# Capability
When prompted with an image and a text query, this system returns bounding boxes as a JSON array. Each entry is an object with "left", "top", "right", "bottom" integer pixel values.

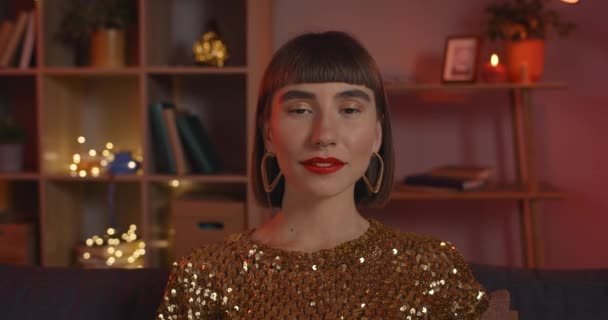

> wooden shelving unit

[
  {"left": 0, "top": 0, "right": 272, "bottom": 268},
  {"left": 386, "top": 82, "right": 566, "bottom": 268}
]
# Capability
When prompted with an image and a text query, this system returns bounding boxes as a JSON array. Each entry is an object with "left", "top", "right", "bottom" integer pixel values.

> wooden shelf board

[
  {"left": 146, "top": 174, "right": 248, "bottom": 183},
  {"left": 0, "top": 172, "right": 40, "bottom": 181},
  {"left": 42, "top": 67, "right": 141, "bottom": 76},
  {"left": 391, "top": 184, "right": 562, "bottom": 200},
  {"left": 44, "top": 174, "right": 143, "bottom": 182},
  {"left": 385, "top": 82, "right": 567, "bottom": 92},
  {"left": 145, "top": 66, "right": 248, "bottom": 75},
  {"left": 0, "top": 69, "right": 37, "bottom": 76}
]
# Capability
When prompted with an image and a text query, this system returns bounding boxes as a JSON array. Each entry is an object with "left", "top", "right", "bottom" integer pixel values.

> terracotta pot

[
  {"left": 90, "top": 28, "right": 125, "bottom": 68},
  {"left": 504, "top": 39, "right": 545, "bottom": 83}
]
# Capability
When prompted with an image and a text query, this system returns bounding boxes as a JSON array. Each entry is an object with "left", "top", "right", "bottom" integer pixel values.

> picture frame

[{"left": 441, "top": 36, "right": 481, "bottom": 83}]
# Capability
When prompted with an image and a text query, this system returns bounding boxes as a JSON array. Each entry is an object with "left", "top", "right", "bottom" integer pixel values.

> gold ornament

[{"left": 192, "top": 30, "right": 229, "bottom": 67}]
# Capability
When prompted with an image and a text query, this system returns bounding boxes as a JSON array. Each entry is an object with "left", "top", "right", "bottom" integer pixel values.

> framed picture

[{"left": 441, "top": 36, "right": 481, "bottom": 83}]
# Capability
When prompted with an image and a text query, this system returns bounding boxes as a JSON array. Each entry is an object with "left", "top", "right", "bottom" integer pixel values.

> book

[
  {"left": 162, "top": 106, "right": 190, "bottom": 175},
  {"left": 18, "top": 11, "right": 35, "bottom": 69},
  {"left": 0, "top": 21, "right": 14, "bottom": 59},
  {"left": 404, "top": 174, "right": 486, "bottom": 191},
  {"left": 175, "top": 112, "right": 221, "bottom": 174},
  {"left": 149, "top": 102, "right": 177, "bottom": 174},
  {"left": 0, "top": 11, "right": 28, "bottom": 68},
  {"left": 429, "top": 165, "right": 491, "bottom": 180}
]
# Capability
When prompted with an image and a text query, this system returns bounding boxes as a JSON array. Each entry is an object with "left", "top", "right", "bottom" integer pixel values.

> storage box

[
  {"left": 0, "top": 223, "right": 35, "bottom": 265},
  {"left": 171, "top": 196, "right": 245, "bottom": 260}
]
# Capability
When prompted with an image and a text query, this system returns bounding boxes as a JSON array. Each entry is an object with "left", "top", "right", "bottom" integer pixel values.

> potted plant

[
  {"left": 486, "top": 0, "right": 576, "bottom": 82},
  {"left": 0, "top": 116, "right": 26, "bottom": 172},
  {"left": 57, "top": 0, "right": 136, "bottom": 68}
]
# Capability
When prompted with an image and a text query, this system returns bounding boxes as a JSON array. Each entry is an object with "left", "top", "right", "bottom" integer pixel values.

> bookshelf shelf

[
  {"left": 41, "top": 67, "right": 142, "bottom": 76},
  {"left": 391, "top": 184, "right": 564, "bottom": 200},
  {"left": 385, "top": 82, "right": 567, "bottom": 92},
  {"left": 0, "top": 69, "right": 37, "bottom": 76},
  {"left": 0, "top": 0, "right": 272, "bottom": 267},
  {"left": 387, "top": 81, "right": 566, "bottom": 268},
  {"left": 146, "top": 174, "right": 248, "bottom": 184},
  {"left": 145, "top": 66, "right": 248, "bottom": 75},
  {"left": 44, "top": 174, "right": 143, "bottom": 183},
  {"left": 0, "top": 172, "right": 40, "bottom": 181}
]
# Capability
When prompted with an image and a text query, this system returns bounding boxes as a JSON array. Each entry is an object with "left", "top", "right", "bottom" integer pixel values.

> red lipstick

[{"left": 300, "top": 157, "right": 345, "bottom": 174}]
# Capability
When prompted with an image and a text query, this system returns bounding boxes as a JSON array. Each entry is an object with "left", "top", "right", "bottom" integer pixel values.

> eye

[
  {"left": 288, "top": 108, "right": 312, "bottom": 115},
  {"left": 340, "top": 103, "right": 362, "bottom": 116},
  {"left": 286, "top": 102, "right": 313, "bottom": 115}
]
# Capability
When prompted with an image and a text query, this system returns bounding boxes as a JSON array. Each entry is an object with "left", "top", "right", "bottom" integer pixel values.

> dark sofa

[{"left": 0, "top": 264, "right": 606, "bottom": 320}]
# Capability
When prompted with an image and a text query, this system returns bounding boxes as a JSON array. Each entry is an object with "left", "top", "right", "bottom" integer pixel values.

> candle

[{"left": 481, "top": 54, "right": 507, "bottom": 83}]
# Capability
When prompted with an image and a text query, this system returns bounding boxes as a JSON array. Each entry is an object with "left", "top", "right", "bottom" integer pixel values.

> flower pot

[
  {"left": 0, "top": 144, "right": 23, "bottom": 172},
  {"left": 90, "top": 28, "right": 125, "bottom": 68},
  {"left": 504, "top": 39, "right": 545, "bottom": 83}
]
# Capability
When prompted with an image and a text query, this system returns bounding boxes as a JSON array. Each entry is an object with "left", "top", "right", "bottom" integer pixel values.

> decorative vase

[
  {"left": 504, "top": 39, "right": 545, "bottom": 83},
  {"left": 90, "top": 28, "right": 125, "bottom": 68},
  {"left": 0, "top": 144, "right": 23, "bottom": 172}
]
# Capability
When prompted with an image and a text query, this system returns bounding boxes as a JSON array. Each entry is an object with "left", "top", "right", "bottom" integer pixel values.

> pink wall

[{"left": 272, "top": 0, "right": 608, "bottom": 269}]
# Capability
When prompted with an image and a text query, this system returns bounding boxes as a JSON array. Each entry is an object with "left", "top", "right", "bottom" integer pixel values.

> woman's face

[{"left": 264, "top": 82, "right": 382, "bottom": 200}]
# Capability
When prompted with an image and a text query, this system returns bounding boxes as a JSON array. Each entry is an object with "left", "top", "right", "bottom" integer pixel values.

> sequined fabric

[{"left": 156, "top": 218, "right": 489, "bottom": 319}]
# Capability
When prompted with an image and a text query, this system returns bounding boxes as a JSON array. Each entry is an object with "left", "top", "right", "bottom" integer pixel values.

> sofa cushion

[
  {"left": 0, "top": 264, "right": 169, "bottom": 320},
  {"left": 472, "top": 264, "right": 608, "bottom": 320}
]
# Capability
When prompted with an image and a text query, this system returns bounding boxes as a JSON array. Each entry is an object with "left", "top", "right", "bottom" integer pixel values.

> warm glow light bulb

[
  {"left": 115, "top": 250, "right": 123, "bottom": 258},
  {"left": 107, "top": 247, "right": 115, "bottom": 254},
  {"left": 100, "top": 160, "right": 108, "bottom": 167},
  {"left": 106, "top": 257, "right": 115, "bottom": 266},
  {"left": 95, "top": 238, "right": 103, "bottom": 245},
  {"left": 78, "top": 170, "right": 87, "bottom": 177},
  {"left": 560, "top": 0, "right": 579, "bottom": 3},
  {"left": 88, "top": 149, "right": 97, "bottom": 157},
  {"left": 107, "top": 228, "right": 116, "bottom": 235},
  {"left": 73, "top": 154, "right": 81, "bottom": 164},
  {"left": 85, "top": 239, "right": 94, "bottom": 247},
  {"left": 130, "top": 224, "right": 137, "bottom": 231},
  {"left": 170, "top": 179, "right": 180, "bottom": 188},
  {"left": 91, "top": 167, "right": 100, "bottom": 177},
  {"left": 128, "top": 161, "right": 136, "bottom": 169},
  {"left": 128, "top": 257, "right": 135, "bottom": 264},
  {"left": 77, "top": 136, "right": 86, "bottom": 144},
  {"left": 490, "top": 54, "right": 499, "bottom": 67},
  {"left": 106, "top": 142, "right": 114, "bottom": 150},
  {"left": 138, "top": 242, "right": 145, "bottom": 249},
  {"left": 69, "top": 164, "right": 78, "bottom": 171},
  {"left": 102, "top": 150, "right": 110, "bottom": 157},
  {"left": 83, "top": 252, "right": 91, "bottom": 260}
]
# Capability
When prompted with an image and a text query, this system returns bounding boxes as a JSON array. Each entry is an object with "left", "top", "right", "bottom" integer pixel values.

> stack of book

[
  {"left": 402, "top": 165, "right": 491, "bottom": 192},
  {"left": 149, "top": 102, "right": 221, "bottom": 175},
  {"left": 0, "top": 10, "right": 36, "bottom": 69}
]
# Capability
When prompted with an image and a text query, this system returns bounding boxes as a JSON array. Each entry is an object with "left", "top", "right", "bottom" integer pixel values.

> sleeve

[
  {"left": 155, "top": 248, "right": 224, "bottom": 320},
  {"left": 414, "top": 236, "right": 490, "bottom": 320}
]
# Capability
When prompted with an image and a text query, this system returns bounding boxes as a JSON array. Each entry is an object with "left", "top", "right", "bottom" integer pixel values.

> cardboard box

[
  {"left": 0, "top": 223, "right": 35, "bottom": 265},
  {"left": 171, "top": 196, "right": 245, "bottom": 260}
]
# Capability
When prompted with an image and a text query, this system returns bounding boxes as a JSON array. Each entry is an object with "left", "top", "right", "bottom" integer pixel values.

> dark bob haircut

[{"left": 251, "top": 31, "right": 394, "bottom": 208}]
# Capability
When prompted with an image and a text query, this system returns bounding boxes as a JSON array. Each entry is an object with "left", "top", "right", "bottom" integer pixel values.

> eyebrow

[
  {"left": 279, "top": 90, "right": 315, "bottom": 103},
  {"left": 335, "top": 89, "right": 371, "bottom": 102},
  {"left": 279, "top": 89, "right": 371, "bottom": 104}
]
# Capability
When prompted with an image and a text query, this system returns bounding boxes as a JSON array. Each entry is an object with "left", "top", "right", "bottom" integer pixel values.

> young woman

[{"left": 157, "top": 31, "right": 489, "bottom": 319}]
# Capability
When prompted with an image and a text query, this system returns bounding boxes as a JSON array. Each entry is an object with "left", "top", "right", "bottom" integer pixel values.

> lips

[{"left": 300, "top": 157, "right": 345, "bottom": 174}]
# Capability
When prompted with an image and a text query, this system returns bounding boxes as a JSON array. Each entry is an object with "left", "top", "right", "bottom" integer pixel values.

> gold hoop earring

[
  {"left": 261, "top": 152, "right": 282, "bottom": 193},
  {"left": 362, "top": 152, "right": 384, "bottom": 194}
]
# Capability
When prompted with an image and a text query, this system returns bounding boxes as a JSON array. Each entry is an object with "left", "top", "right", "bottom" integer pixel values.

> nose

[{"left": 309, "top": 112, "right": 337, "bottom": 148}]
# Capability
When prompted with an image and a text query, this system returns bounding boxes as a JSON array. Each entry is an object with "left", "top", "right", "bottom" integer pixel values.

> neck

[{"left": 254, "top": 184, "right": 370, "bottom": 252}]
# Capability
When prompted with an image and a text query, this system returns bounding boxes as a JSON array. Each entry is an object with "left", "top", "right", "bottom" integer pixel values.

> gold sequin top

[{"left": 157, "top": 218, "right": 489, "bottom": 319}]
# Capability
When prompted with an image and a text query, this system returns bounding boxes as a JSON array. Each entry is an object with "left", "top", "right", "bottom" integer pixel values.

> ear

[
  {"left": 262, "top": 121, "right": 274, "bottom": 153},
  {"left": 372, "top": 118, "right": 382, "bottom": 153}
]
